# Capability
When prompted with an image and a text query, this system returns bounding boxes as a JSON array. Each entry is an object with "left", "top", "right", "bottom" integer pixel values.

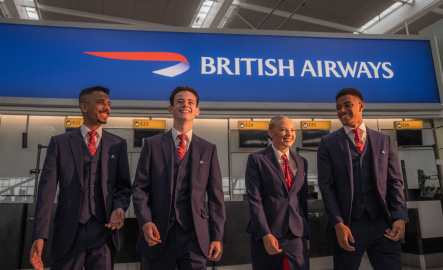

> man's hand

[
  {"left": 262, "top": 234, "right": 282, "bottom": 255},
  {"left": 30, "top": 239, "right": 44, "bottom": 270},
  {"left": 142, "top": 222, "right": 162, "bottom": 246},
  {"left": 334, "top": 222, "right": 355, "bottom": 251},
  {"left": 384, "top": 219, "right": 406, "bottom": 241},
  {"left": 208, "top": 241, "right": 223, "bottom": 261},
  {"left": 105, "top": 208, "right": 125, "bottom": 230}
]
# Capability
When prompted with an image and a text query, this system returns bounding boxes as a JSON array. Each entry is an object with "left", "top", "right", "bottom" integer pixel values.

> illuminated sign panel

[
  {"left": 301, "top": 121, "right": 331, "bottom": 130},
  {"left": 238, "top": 121, "right": 269, "bottom": 130},
  {"left": 395, "top": 121, "right": 423, "bottom": 129},
  {"left": 0, "top": 23, "right": 440, "bottom": 103},
  {"left": 133, "top": 120, "right": 166, "bottom": 129},
  {"left": 65, "top": 118, "right": 83, "bottom": 128}
]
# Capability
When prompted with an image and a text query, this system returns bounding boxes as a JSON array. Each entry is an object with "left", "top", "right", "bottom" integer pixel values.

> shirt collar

[
  {"left": 271, "top": 144, "right": 291, "bottom": 162},
  {"left": 80, "top": 123, "right": 102, "bottom": 139},
  {"left": 343, "top": 121, "right": 366, "bottom": 135},
  {"left": 171, "top": 127, "right": 193, "bottom": 142}
]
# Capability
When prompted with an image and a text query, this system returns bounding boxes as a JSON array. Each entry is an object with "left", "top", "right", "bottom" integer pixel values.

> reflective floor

[{"left": 22, "top": 256, "right": 443, "bottom": 270}]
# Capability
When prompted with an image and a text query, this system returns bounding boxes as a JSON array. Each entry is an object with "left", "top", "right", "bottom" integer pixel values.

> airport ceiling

[{"left": 2, "top": 0, "right": 443, "bottom": 35}]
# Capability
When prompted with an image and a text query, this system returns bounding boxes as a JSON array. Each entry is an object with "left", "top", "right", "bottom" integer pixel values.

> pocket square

[
  {"left": 200, "top": 160, "right": 204, "bottom": 164},
  {"left": 381, "top": 150, "right": 385, "bottom": 154},
  {"left": 111, "top": 155, "right": 115, "bottom": 158}
]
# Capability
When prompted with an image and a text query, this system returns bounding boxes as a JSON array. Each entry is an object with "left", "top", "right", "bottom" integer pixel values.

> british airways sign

[{"left": 0, "top": 22, "right": 441, "bottom": 103}]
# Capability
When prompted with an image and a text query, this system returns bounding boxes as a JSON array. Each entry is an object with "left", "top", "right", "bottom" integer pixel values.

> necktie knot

[
  {"left": 351, "top": 128, "right": 360, "bottom": 136},
  {"left": 178, "top": 134, "right": 187, "bottom": 142},
  {"left": 88, "top": 131, "right": 97, "bottom": 138},
  {"left": 281, "top": 154, "right": 288, "bottom": 163}
]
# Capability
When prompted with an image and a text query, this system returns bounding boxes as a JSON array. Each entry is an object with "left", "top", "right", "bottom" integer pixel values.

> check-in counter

[{"left": 402, "top": 201, "right": 443, "bottom": 269}]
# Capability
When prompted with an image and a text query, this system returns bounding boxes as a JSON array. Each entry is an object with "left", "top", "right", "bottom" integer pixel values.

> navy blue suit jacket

[
  {"left": 131, "top": 130, "right": 226, "bottom": 259},
  {"left": 317, "top": 127, "right": 408, "bottom": 243},
  {"left": 245, "top": 145, "right": 310, "bottom": 241},
  {"left": 31, "top": 128, "right": 132, "bottom": 260}
]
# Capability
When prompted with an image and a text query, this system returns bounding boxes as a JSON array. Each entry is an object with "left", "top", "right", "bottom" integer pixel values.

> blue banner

[{"left": 0, "top": 23, "right": 440, "bottom": 103}]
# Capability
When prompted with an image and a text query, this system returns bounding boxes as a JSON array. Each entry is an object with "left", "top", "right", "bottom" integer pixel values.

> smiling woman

[{"left": 267, "top": 115, "right": 296, "bottom": 153}]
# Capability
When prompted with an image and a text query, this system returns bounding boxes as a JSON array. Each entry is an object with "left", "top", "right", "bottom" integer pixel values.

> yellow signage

[
  {"left": 133, "top": 120, "right": 166, "bottom": 129},
  {"left": 301, "top": 121, "right": 331, "bottom": 130},
  {"left": 395, "top": 121, "right": 423, "bottom": 129},
  {"left": 64, "top": 118, "right": 83, "bottom": 128},
  {"left": 238, "top": 121, "right": 268, "bottom": 130}
]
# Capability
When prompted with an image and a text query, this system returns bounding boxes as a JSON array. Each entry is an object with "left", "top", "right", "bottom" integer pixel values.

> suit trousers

[
  {"left": 250, "top": 231, "right": 309, "bottom": 270},
  {"left": 50, "top": 217, "right": 115, "bottom": 270},
  {"left": 332, "top": 211, "right": 402, "bottom": 270},
  {"left": 145, "top": 222, "right": 206, "bottom": 270}
]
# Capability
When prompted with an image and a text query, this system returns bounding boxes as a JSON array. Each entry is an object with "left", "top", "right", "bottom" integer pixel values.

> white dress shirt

[
  {"left": 171, "top": 127, "right": 193, "bottom": 151},
  {"left": 80, "top": 124, "right": 102, "bottom": 148},
  {"left": 272, "top": 144, "right": 298, "bottom": 175},
  {"left": 343, "top": 122, "right": 367, "bottom": 146}
]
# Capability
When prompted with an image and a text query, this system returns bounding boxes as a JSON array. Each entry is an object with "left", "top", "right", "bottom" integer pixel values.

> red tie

[
  {"left": 177, "top": 134, "right": 187, "bottom": 160},
  {"left": 351, "top": 129, "right": 364, "bottom": 154},
  {"left": 283, "top": 254, "right": 291, "bottom": 270},
  {"left": 87, "top": 131, "right": 98, "bottom": 156},
  {"left": 281, "top": 154, "right": 295, "bottom": 190}
]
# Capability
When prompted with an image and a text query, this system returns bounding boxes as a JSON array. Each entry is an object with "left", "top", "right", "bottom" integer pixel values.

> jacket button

[
  {"left": 285, "top": 197, "right": 289, "bottom": 201},
  {"left": 171, "top": 217, "right": 175, "bottom": 221},
  {"left": 92, "top": 197, "right": 94, "bottom": 200}
]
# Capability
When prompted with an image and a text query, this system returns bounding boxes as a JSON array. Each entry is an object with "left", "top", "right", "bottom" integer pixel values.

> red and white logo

[{"left": 85, "top": 52, "right": 190, "bottom": 77}]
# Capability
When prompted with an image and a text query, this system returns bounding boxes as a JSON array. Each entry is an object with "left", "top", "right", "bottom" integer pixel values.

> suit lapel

[
  {"left": 366, "top": 128, "right": 380, "bottom": 186},
  {"left": 336, "top": 127, "right": 353, "bottom": 186},
  {"left": 189, "top": 134, "right": 202, "bottom": 192},
  {"left": 69, "top": 128, "right": 84, "bottom": 187},
  {"left": 161, "top": 130, "right": 175, "bottom": 193},
  {"left": 289, "top": 150, "right": 304, "bottom": 195},
  {"left": 101, "top": 131, "right": 110, "bottom": 192},
  {"left": 262, "top": 146, "right": 288, "bottom": 194}
]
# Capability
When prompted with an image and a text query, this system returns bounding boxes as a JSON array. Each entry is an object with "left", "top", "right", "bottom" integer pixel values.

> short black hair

[
  {"left": 79, "top": 86, "right": 110, "bottom": 103},
  {"left": 335, "top": 88, "right": 364, "bottom": 102},
  {"left": 169, "top": 86, "right": 199, "bottom": 106}
]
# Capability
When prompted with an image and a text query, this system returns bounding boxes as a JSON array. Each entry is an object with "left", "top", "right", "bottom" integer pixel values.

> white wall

[{"left": 0, "top": 115, "right": 65, "bottom": 202}]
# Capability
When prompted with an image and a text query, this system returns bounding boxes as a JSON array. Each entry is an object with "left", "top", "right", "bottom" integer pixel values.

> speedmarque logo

[{"left": 85, "top": 52, "right": 190, "bottom": 77}]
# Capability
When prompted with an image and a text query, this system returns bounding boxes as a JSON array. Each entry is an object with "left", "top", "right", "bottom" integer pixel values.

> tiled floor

[{"left": 23, "top": 257, "right": 443, "bottom": 270}]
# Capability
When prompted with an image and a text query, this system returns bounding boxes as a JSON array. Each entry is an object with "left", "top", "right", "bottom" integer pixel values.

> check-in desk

[{"left": 402, "top": 201, "right": 443, "bottom": 269}]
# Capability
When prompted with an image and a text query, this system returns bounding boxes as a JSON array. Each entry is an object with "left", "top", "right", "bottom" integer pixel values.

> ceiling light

[
  {"left": 359, "top": 0, "right": 412, "bottom": 32},
  {"left": 25, "top": 6, "right": 39, "bottom": 20},
  {"left": 191, "top": 0, "right": 215, "bottom": 28}
]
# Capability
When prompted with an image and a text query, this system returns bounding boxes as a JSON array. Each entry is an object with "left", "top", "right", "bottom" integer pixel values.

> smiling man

[
  {"left": 317, "top": 88, "right": 408, "bottom": 270},
  {"left": 132, "top": 86, "right": 226, "bottom": 270},
  {"left": 30, "top": 86, "right": 131, "bottom": 270}
]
